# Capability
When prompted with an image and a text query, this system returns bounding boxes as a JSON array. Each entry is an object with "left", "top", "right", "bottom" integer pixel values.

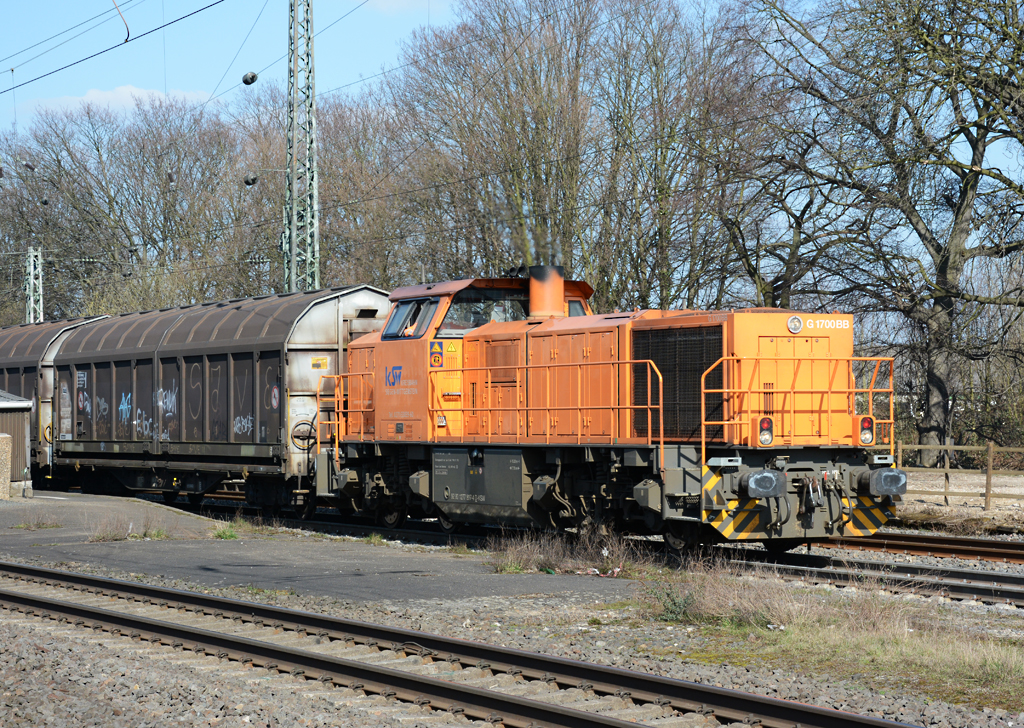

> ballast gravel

[{"left": 2, "top": 557, "right": 1022, "bottom": 728}]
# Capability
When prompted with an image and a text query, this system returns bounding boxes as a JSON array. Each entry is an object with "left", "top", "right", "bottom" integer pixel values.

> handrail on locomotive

[
  {"left": 317, "top": 360, "right": 667, "bottom": 476},
  {"left": 699, "top": 355, "right": 896, "bottom": 465}
]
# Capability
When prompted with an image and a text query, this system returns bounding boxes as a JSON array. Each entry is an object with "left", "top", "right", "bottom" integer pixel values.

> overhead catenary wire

[
  {"left": 0, "top": 0, "right": 227, "bottom": 98},
  {"left": 4, "top": 3, "right": 955, "bottom": 292},
  {"left": 7, "top": 0, "right": 151, "bottom": 73},
  {"left": 204, "top": 0, "right": 271, "bottom": 107},
  {"left": 0, "top": 0, "right": 145, "bottom": 66},
  {"left": 203, "top": 0, "right": 375, "bottom": 108}
]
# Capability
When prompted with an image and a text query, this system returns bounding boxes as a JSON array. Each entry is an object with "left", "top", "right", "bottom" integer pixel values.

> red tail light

[
  {"left": 757, "top": 417, "right": 774, "bottom": 446},
  {"left": 859, "top": 417, "right": 874, "bottom": 444}
]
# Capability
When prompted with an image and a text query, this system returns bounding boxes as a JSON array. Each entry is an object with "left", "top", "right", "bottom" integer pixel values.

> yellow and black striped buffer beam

[
  {"left": 701, "top": 465, "right": 762, "bottom": 540},
  {"left": 840, "top": 495, "right": 891, "bottom": 536},
  {"left": 708, "top": 498, "right": 763, "bottom": 539}
]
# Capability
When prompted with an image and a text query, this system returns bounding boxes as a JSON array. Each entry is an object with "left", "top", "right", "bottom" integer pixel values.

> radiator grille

[{"left": 632, "top": 326, "right": 724, "bottom": 439}]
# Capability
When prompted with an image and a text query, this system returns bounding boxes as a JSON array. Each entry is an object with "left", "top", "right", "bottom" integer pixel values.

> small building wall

[{"left": 0, "top": 409, "right": 31, "bottom": 484}]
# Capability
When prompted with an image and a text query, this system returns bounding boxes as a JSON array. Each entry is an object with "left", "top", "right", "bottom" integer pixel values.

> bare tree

[{"left": 749, "top": 0, "right": 1024, "bottom": 458}]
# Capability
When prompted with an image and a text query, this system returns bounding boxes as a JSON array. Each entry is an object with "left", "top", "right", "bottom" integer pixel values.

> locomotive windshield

[
  {"left": 382, "top": 298, "right": 439, "bottom": 339},
  {"left": 436, "top": 288, "right": 530, "bottom": 337}
]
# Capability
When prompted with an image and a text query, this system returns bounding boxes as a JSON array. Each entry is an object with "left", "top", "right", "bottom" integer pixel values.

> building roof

[{"left": 0, "top": 389, "right": 33, "bottom": 411}]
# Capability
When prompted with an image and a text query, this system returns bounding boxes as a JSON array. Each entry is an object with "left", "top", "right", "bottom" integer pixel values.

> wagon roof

[
  {"left": 0, "top": 318, "right": 106, "bottom": 368},
  {"left": 54, "top": 286, "right": 388, "bottom": 360}
]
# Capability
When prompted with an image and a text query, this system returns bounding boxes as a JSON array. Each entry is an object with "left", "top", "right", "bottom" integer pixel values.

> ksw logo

[{"left": 385, "top": 366, "right": 403, "bottom": 387}]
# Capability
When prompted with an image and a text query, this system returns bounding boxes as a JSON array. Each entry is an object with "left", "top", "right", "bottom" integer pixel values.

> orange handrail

[
  {"left": 316, "top": 372, "right": 375, "bottom": 465},
  {"left": 427, "top": 359, "right": 665, "bottom": 475},
  {"left": 699, "top": 356, "right": 895, "bottom": 465}
]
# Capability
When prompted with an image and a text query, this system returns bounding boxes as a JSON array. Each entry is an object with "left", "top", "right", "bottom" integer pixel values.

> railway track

[
  {"left": 817, "top": 532, "right": 1024, "bottom": 564},
  {"left": 156, "top": 493, "right": 1024, "bottom": 567},
  {"left": 147, "top": 492, "right": 1024, "bottom": 608},
  {"left": 0, "top": 561, "right": 910, "bottom": 728},
  {"left": 731, "top": 550, "right": 1024, "bottom": 607}
]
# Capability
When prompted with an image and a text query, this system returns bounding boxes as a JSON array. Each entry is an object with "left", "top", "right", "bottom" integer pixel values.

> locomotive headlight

[
  {"left": 787, "top": 315, "right": 803, "bottom": 334},
  {"left": 758, "top": 417, "right": 774, "bottom": 445},
  {"left": 859, "top": 416, "right": 874, "bottom": 444}
]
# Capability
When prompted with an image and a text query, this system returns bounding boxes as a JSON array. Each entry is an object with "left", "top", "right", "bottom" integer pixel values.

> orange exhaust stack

[{"left": 529, "top": 265, "right": 565, "bottom": 318}]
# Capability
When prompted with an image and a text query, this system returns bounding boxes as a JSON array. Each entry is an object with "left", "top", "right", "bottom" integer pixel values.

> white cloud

[{"left": 28, "top": 85, "right": 211, "bottom": 115}]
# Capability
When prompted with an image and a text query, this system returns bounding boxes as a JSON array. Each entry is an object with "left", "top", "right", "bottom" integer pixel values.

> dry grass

[
  {"left": 896, "top": 503, "right": 997, "bottom": 536},
  {"left": 208, "top": 512, "right": 284, "bottom": 540},
  {"left": 90, "top": 512, "right": 171, "bottom": 542},
  {"left": 11, "top": 514, "right": 62, "bottom": 531},
  {"left": 635, "top": 557, "right": 1024, "bottom": 709},
  {"left": 487, "top": 529, "right": 656, "bottom": 577}
]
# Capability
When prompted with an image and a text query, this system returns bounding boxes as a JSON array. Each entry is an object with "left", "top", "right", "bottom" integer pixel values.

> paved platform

[{"left": 0, "top": 493, "right": 633, "bottom": 604}]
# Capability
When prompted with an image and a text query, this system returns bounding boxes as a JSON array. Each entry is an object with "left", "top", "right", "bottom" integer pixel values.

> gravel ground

[
  {"left": 2, "top": 555, "right": 1022, "bottom": 728},
  {"left": 0, "top": 617, "right": 486, "bottom": 728}
]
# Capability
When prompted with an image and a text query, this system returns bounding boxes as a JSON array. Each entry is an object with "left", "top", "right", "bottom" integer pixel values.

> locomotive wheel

[
  {"left": 162, "top": 490, "right": 179, "bottom": 505},
  {"left": 376, "top": 503, "right": 407, "bottom": 529},
  {"left": 437, "top": 510, "right": 461, "bottom": 535},
  {"left": 663, "top": 522, "right": 703, "bottom": 562}
]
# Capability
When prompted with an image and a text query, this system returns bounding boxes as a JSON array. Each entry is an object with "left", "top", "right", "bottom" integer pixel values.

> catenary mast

[{"left": 281, "top": 0, "right": 320, "bottom": 292}]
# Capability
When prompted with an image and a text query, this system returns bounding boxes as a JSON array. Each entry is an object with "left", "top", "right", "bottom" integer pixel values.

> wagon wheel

[
  {"left": 187, "top": 493, "right": 204, "bottom": 506},
  {"left": 299, "top": 494, "right": 318, "bottom": 520},
  {"left": 162, "top": 490, "right": 179, "bottom": 505},
  {"left": 376, "top": 502, "right": 407, "bottom": 529},
  {"left": 437, "top": 509, "right": 461, "bottom": 535}
]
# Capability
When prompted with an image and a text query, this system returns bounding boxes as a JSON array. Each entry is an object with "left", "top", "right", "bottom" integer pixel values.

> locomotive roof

[
  {"left": 0, "top": 318, "right": 107, "bottom": 368},
  {"left": 54, "top": 285, "right": 388, "bottom": 360},
  {"left": 390, "top": 276, "right": 595, "bottom": 301}
]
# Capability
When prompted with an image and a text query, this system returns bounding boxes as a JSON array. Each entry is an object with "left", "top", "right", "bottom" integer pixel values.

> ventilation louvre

[{"left": 632, "top": 327, "right": 724, "bottom": 439}]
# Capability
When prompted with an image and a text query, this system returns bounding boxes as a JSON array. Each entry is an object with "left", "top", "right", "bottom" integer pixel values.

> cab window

[
  {"left": 568, "top": 300, "right": 587, "bottom": 317},
  {"left": 437, "top": 288, "right": 530, "bottom": 337},
  {"left": 382, "top": 298, "right": 438, "bottom": 339}
]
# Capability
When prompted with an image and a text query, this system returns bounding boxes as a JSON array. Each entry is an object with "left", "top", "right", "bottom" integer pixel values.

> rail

[
  {"left": 0, "top": 561, "right": 909, "bottom": 728},
  {"left": 699, "top": 356, "right": 895, "bottom": 465},
  {"left": 427, "top": 360, "right": 665, "bottom": 475},
  {"left": 316, "top": 372, "right": 375, "bottom": 463}
]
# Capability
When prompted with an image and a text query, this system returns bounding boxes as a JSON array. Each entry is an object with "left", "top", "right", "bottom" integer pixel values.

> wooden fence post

[
  {"left": 943, "top": 436, "right": 951, "bottom": 506},
  {"left": 985, "top": 441, "right": 994, "bottom": 511},
  {"left": 897, "top": 441, "right": 903, "bottom": 470}
]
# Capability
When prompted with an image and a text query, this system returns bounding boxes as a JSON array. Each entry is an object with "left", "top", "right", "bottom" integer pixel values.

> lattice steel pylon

[
  {"left": 280, "top": 0, "right": 320, "bottom": 293},
  {"left": 24, "top": 247, "right": 43, "bottom": 323}
]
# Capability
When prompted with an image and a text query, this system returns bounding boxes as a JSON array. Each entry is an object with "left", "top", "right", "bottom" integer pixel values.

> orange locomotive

[{"left": 314, "top": 266, "right": 906, "bottom": 548}]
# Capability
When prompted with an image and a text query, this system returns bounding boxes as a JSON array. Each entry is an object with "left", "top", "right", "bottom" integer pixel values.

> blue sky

[{"left": 1, "top": 0, "right": 455, "bottom": 131}]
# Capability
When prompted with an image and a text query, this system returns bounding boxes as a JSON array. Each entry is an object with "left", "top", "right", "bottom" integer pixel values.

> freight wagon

[{"left": 0, "top": 287, "right": 388, "bottom": 512}]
